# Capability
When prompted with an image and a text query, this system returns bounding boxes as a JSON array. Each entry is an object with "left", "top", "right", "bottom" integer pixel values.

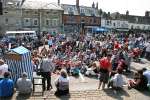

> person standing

[
  {"left": 98, "top": 54, "right": 112, "bottom": 89},
  {"left": 40, "top": 54, "right": 55, "bottom": 91}
]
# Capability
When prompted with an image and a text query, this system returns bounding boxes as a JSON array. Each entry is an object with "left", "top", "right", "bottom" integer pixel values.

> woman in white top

[{"left": 55, "top": 69, "right": 69, "bottom": 96}]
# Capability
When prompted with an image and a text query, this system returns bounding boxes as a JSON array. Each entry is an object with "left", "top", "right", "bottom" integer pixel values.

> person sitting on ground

[
  {"left": 142, "top": 68, "right": 150, "bottom": 88},
  {"left": 0, "top": 72, "right": 14, "bottom": 97},
  {"left": 128, "top": 69, "right": 148, "bottom": 90},
  {"left": 55, "top": 69, "right": 69, "bottom": 96},
  {"left": 16, "top": 72, "right": 32, "bottom": 94},
  {"left": 85, "top": 62, "right": 98, "bottom": 77},
  {"left": 108, "top": 67, "right": 126, "bottom": 90}
]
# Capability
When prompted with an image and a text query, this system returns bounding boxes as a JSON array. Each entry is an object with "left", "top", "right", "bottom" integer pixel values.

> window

[
  {"left": 80, "top": 8, "right": 85, "bottom": 16},
  {"left": 113, "top": 23, "right": 116, "bottom": 27},
  {"left": 33, "top": 19, "right": 38, "bottom": 26},
  {"left": 26, "top": 11, "right": 29, "bottom": 14},
  {"left": 68, "top": 7, "right": 74, "bottom": 15},
  {"left": 46, "top": 12, "right": 50, "bottom": 14},
  {"left": 46, "top": 19, "right": 49, "bottom": 26},
  {"left": 49, "top": 20, "right": 52, "bottom": 26},
  {"left": 94, "top": 18, "right": 97, "bottom": 23},
  {"left": 135, "top": 17, "right": 138, "bottom": 23},
  {"left": 80, "top": 9, "right": 85, "bottom": 13},
  {"left": 5, "top": 18, "right": 8, "bottom": 24},
  {"left": 24, "top": 18, "right": 31, "bottom": 26},
  {"left": 34, "top": 11, "right": 38, "bottom": 14},
  {"left": 106, "top": 20, "right": 109, "bottom": 25},
  {"left": 90, "top": 19, "right": 93, "bottom": 23},
  {"left": 25, "top": 19, "right": 29, "bottom": 23},
  {"left": 54, "top": 19, "right": 58, "bottom": 26}
]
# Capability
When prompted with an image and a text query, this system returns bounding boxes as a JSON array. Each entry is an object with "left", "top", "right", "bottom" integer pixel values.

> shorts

[{"left": 99, "top": 72, "right": 109, "bottom": 83}]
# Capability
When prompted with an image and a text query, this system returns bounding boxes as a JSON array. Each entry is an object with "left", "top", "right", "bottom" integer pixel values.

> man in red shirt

[{"left": 98, "top": 54, "right": 112, "bottom": 89}]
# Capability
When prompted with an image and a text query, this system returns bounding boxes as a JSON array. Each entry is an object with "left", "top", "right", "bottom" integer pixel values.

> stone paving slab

[{"left": 5, "top": 87, "right": 150, "bottom": 100}]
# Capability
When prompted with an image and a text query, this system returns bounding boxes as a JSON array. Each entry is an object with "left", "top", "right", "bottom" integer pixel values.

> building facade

[
  {"left": 61, "top": 0, "right": 101, "bottom": 34},
  {"left": 0, "top": 0, "right": 22, "bottom": 34},
  {"left": 101, "top": 18, "right": 128, "bottom": 31},
  {"left": 108, "top": 11, "right": 150, "bottom": 32},
  {"left": 21, "top": 0, "right": 63, "bottom": 34},
  {"left": 0, "top": 0, "right": 63, "bottom": 35}
]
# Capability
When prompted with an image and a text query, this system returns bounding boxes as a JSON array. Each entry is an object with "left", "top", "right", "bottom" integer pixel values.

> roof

[
  {"left": 12, "top": 46, "right": 30, "bottom": 54},
  {"left": 61, "top": 4, "right": 79, "bottom": 15},
  {"left": 22, "top": 0, "right": 63, "bottom": 10},
  {"left": 61, "top": 4, "right": 100, "bottom": 17}
]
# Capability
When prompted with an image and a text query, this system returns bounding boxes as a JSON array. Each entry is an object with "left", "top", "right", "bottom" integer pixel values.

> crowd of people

[{"left": 0, "top": 32, "right": 150, "bottom": 97}]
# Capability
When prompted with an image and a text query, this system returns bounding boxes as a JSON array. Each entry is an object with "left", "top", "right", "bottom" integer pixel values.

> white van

[{"left": 5, "top": 31, "right": 38, "bottom": 39}]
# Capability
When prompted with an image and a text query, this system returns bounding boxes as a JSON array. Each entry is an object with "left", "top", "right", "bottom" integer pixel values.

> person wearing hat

[
  {"left": 16, "top": 72, "right": 32, "bottom": 94},
  {"left": 0, "top": 59, "right": 8, "bottom": 80}
]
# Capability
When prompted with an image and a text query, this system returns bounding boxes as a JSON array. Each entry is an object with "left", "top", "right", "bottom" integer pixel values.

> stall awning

[{"left": 95, "top": 27, "right": 109, "bottom": 32}]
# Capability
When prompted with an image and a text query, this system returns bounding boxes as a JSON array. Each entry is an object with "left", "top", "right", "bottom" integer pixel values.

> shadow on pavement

[
  {"left": 136, "top": 89, "right": 150, "bottom": 97},
  {"left": 0, "top": 96, "right": 13, "bottom": 100},
  {"left": 16, "top": 93, "right": 31, "bottom": 100},
  {"left": 103, "top": 88, "right": 130, "bottom": 100},
  {"left": 55, "top": 93, "right": 71, "bottom": 100}
]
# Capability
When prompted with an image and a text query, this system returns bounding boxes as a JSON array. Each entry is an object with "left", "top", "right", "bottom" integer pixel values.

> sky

[{"left": 49, "top": 0, "right": 150, "bottom": 16}]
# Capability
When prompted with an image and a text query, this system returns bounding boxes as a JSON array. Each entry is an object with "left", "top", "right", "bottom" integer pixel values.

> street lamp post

[{"left": 81, "top": 21, "right": 85, "bottom": 35}]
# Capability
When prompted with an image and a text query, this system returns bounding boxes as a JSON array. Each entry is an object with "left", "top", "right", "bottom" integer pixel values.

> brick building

[{"left": 61, "top": 0, "right": 101, "bottom": 34}]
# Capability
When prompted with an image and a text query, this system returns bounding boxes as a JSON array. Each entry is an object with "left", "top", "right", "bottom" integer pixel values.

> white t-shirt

[
  {"left": 112, "top": 74, "right": 125, "bottom": 88},
  {"left": 146, "top": 42, "right": 150, "bottom": 52},
  {"left": 143, "top": 70, "right": 150, "bottom": 85},
  {"left": 0, "top": 64, "right": 8, "bottom": 78}
]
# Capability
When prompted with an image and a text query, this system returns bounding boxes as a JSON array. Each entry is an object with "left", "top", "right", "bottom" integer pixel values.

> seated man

[
  {"left": 16, "top": 72, "right": 32, "bottom": 94},
  {"left": 108, "top": 67, "right": 126, "bottom": 90},
  {"left": 0, "top": 72, "right": 14, "bottom": 97}
]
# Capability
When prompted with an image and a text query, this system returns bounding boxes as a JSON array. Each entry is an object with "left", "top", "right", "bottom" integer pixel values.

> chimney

[
  {"left": 58, "top": 0, "right": 60, "bottom": 5},
  {"left": 0, "top": 1, "right": 2, "bottom": 15},
  {"left": 145, "top": 11, "right": 150, "bottom": 17},
  {"left": 126, "top": 10, "right": 129, "bottom": 15},
  {"left": 96, "top": 2, "right": 98, "bottom": 9},
  {"left": 21, "top": 0, "right": 26, "bottom": 5},
  {"left": 92, "top": 2, "right": 95, "bottom": 8},
  {"left": 76, "top": 0, "right": 79, "bottom": 7}
]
